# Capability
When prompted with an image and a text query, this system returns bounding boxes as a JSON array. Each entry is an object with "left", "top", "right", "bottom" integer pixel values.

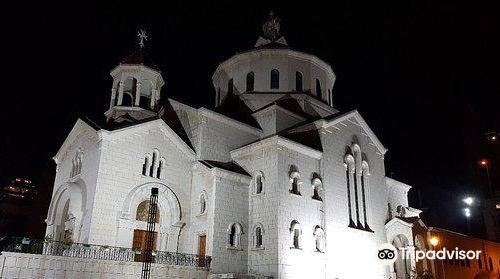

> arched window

[
  {"left": 139, "top": 80, "right": 153, "bottom": 109},
  {"left": 489, "top": 257, "right": 493, "bottom": 270},
  {"left": 289, "top": 168, "right": 301, "bottom": 195},
  {"left": 344, "top": 154, "right": 355, "bottom": 227},
  {"left": 246, "top": 72, "right": 254, "bottom": 91},
  {"left": 312, "top": 175, "right": 323, "bottom": 202},
  {"left": 270, "top": 69, "right": 279, "bottom": 89},
  {"left": 227, "top": 223, "right": 243, "bottom": 248},
  {"left": 150, "top": 151, "right": 157, "bottom": 177},
  {"left": 361, "top": 161, "right": 370, "bottom": 230},
  {"left": 315, "top": 78, "right": 322, "bottom": 98},
  {"left": 136, "top": 200, "right": 160, "bottom": 223},
  {"left": 290, "top": 220, "right": 301, "bottom": 249},
  {"left": 70, "top": 149, "right": 83, "bottom": 178},
  {"left": 252, "top": 223, "right": 264, "bottom": 249},
  {"left": 142, "top": 156, "right": 150, "bottom": 176},
  {"left": 122, "top": 77, "right": 137, "bottom": 106},
  {"left": 295, "top": 71, "right": 303, "bottom": 91},
  {"left": 227, "top": 79, "right": 234, "bottom": 95},
  {"left": 254, "top": 172, "right": 264, "bottom": 194},
  {"left": 156, "top": 159, "right": 164, "bottom": 179},
  {"left": 255, "top": 227, "right": 263, "bottom": 248},
  {"left": 199, "top": 193, "right": 207, "bottom": 214},
  {"left": 313, "top": 226, "right": 325, "bottom": 252}
]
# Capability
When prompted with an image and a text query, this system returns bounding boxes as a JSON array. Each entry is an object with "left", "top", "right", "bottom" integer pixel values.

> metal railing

[{"left": 0, "top": 237, "right": 211, "bottom": 268}]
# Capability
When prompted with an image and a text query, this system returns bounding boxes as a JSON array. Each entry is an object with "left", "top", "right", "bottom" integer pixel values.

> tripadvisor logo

[{"left": 376, "top": 243, "right": 482, "bottom": 265}]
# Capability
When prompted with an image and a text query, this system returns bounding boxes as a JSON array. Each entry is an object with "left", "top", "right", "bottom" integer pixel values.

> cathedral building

[{"left": 41, "top": 15, "right": 425, "bottom": 279}]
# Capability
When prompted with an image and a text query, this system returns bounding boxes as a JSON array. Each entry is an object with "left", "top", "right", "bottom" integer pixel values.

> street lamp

[
  {"left": 486, "top": 132, "right": 498, "bottom": 142},
  {"left": 430, "top": 236, "right": 439, "bottom": 247},
  {"left": 479, "top": 159, "right": 493, "bottom": 197}
]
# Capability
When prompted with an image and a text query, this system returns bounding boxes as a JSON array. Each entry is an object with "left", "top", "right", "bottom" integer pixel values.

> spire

[{"left": 255, "top": 11, "right": 288, "bottom": 48}]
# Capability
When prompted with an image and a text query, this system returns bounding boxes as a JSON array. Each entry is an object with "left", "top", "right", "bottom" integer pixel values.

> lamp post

[
  {"left": 429, "top": 235, "right": 445, "bottom": 279},
  {"left": 480, "top": 160, "right": 493, "bottom": 197}
]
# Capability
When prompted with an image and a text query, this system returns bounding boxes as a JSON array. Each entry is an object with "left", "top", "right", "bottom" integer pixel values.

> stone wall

[{"left": 0, "top": 252, "right": 209, "bottom": 279}]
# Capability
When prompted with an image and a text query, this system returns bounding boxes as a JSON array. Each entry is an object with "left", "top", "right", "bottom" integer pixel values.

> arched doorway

[
  {"left": 393, "top": 234, "right": 411, "bottom": 279},
  {"left": 414, "top": 234, "right": 428, "bottom": 273},
  {"left": 116, "top": 182, "right": 184, "bottom": 252},
  {"left": 45, "top": 180, "right": 86, "bottom": 243}
]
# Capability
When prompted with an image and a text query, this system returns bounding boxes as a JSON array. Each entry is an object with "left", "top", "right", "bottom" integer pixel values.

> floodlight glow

[
  {"left": 464, "top": 207, "right": 471, "bottom": 217},
  {"left": 430, "top": 237, "right": 439, "bottom": 246},
  {"left": 464, "top": 197, "right": 474, "bottom": 206}
]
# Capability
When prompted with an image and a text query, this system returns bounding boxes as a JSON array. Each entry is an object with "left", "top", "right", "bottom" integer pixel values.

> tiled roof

[
  {"left": 215, "top": 94, "right": 261, "bottom": 129},
  {"left": 199, "top": 160, "right": 250, "bottom": 176},
  {"left": 120, "top": 48, "right": 160, "bottom": 71}
]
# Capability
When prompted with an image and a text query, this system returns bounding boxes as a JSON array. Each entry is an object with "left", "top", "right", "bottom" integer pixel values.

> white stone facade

[{"left": 40, "top": 18, "right": 422, "bottom": 279}]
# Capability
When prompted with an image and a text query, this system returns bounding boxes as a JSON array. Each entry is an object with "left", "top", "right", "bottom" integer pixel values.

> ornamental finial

[
  {"left": 137, "top": 29, "right": 148, "bottom": 48},
  {"left": 262, "top": 11, "right": 280, "bottom": 42}
]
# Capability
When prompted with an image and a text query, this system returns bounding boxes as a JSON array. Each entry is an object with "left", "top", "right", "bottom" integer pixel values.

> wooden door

[
  {"left": 198, "top": 235, "right": 206, "bottom": 267},
  {"left": 133, "top": 229, "right": 157, "bottom": 262}
]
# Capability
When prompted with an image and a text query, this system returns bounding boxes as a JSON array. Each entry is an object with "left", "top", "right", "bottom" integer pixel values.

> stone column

[
  {"left": 349, "top": 169, "right": 357, "bottom": 225},
  {"left": 117, "top": 81, "right": 124, "bottom": 106},
  {"left": 110, "top": 87, "right": 116, "bottom": 109},
  {"left": 356, "top": 171, "right": 365, "bottom": 228},
  {"left": 135, "top": 82, "right": 142, "bottom": 106},
  {"left": 150, "top": 89, "right": 157, "bottom": 109}
]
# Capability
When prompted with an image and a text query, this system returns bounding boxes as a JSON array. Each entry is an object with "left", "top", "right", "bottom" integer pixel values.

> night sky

[{"left": 1, "top": 1, "right": 499, "bottom": 236}]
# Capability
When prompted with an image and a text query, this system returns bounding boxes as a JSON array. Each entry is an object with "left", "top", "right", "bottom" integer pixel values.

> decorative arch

[
  {"left": 45, "top": 179, "right": 87, "bottom": 243},
  {"left": 117, "top": 182, "right": 183, "bottom": 252}
]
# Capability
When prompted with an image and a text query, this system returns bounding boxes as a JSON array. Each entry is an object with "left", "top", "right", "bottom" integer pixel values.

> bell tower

[{"left": 105, "top": 30, "right": 165, "bottom": 123}]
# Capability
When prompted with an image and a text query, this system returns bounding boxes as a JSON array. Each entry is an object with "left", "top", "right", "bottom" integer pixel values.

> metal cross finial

[{"left": 137, "top": 29, "right": 148, "bottom": 48}]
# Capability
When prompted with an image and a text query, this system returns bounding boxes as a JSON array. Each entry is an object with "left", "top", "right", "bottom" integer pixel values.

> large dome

[{"left": 212, "top": 13, "right": 336, "bottom": 108}]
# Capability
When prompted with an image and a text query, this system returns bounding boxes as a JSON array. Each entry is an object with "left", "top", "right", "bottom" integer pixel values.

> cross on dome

[
  {"left": 255, "top": 11, "right": 288, "bottom": 47},
  {"left": 137, "top": 29, "right": 148, "bottom": 48},
  {"left": 262, "top": 11, "right": 280, "bottom": 41}
]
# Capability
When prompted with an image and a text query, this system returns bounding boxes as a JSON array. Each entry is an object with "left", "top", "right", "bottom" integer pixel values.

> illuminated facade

[{"left": 43, "top": 15, "right": 425, "bottom": 279}]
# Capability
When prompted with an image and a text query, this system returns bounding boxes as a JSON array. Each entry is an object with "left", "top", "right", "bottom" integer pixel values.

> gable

[
  {"left": 99, "top": 119, "right": 196, "bottom": 162},
  {"left": 53, "top": 119, "right": 99, "bottom": 164},
  {"left": 320, "top": 110, "right": 388, "bottom": 155}
]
